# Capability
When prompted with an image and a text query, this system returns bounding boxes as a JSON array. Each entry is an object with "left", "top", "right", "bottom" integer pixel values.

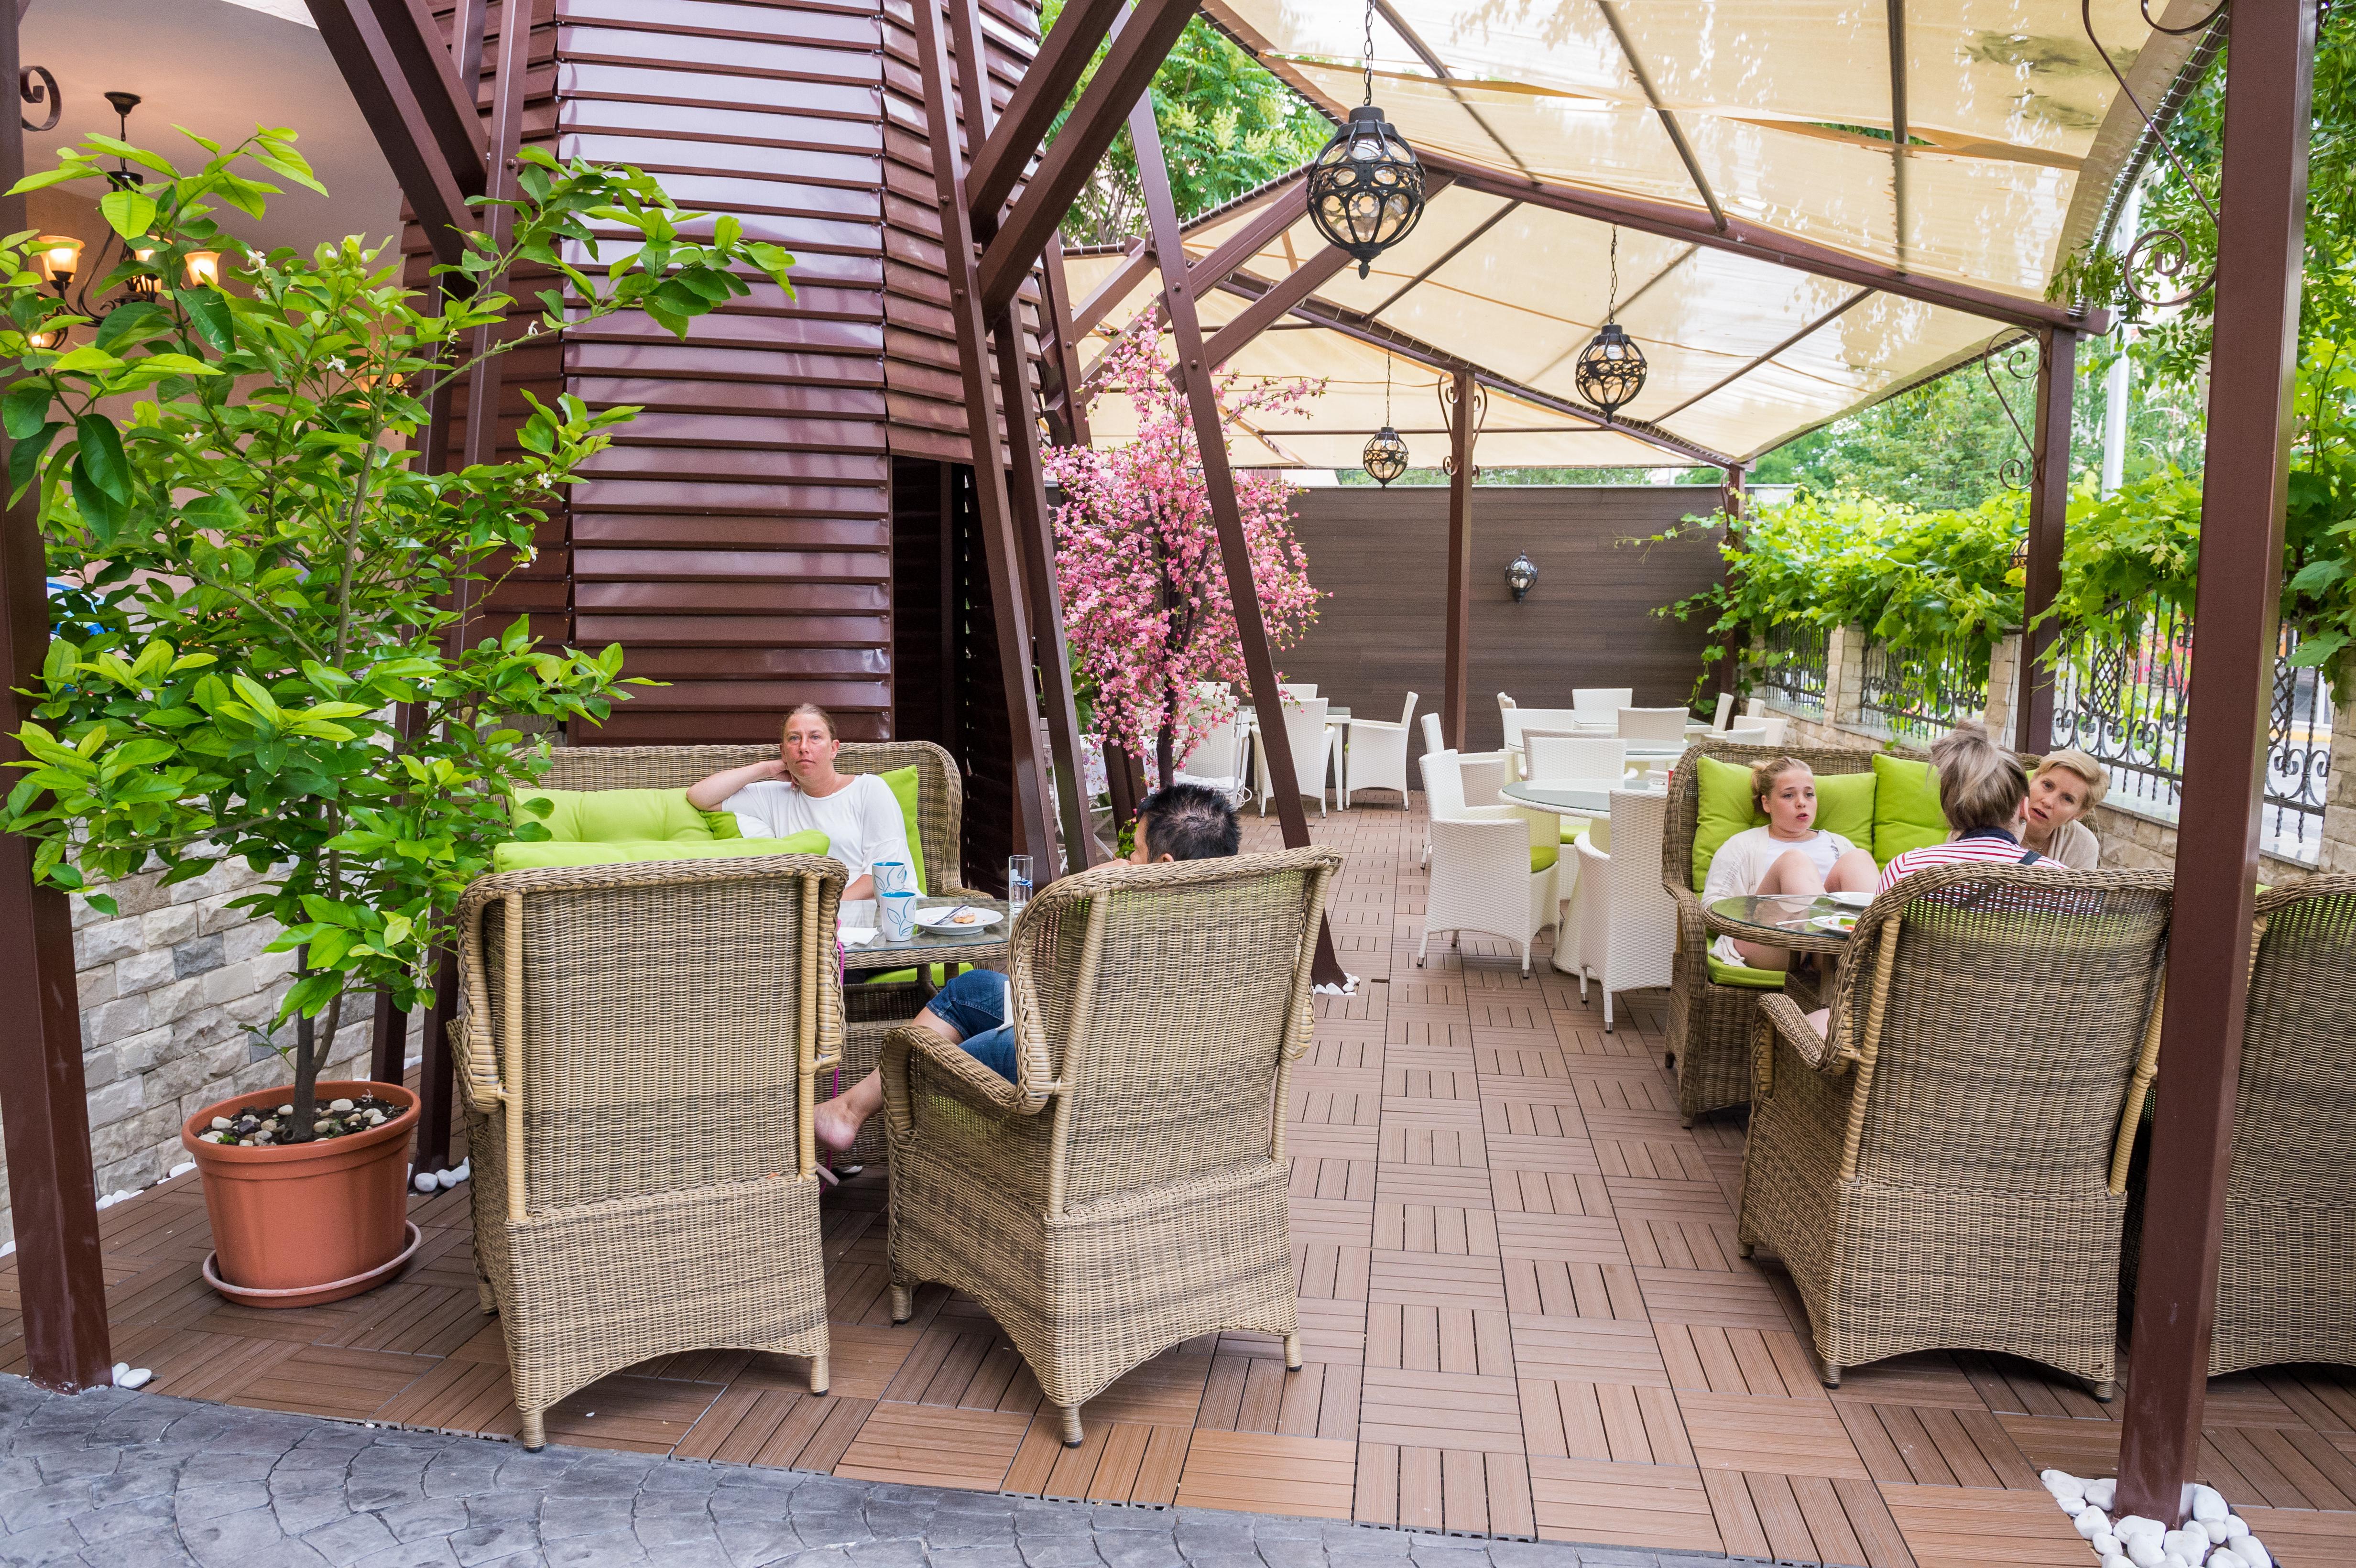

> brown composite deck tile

[
  {"left": 1877, "top": 1482, "right": 2089, "bottom": 1568},
  {"left": 1677, "top": 1389, "right": 1871, "bottom": 1478},
  {"left": 2240, "top": 1501, "right": 2356, "bottom": 1561},
  {"left": 1505, "top": 1259, "right": 1649, "bottom": 1320},
  {"left": 536, "top": 1370, "right": 724, "bottom": 1453},
  {"left": 1657, "top": 1322, "right": 1827, "bottom": 1399},
  {"left": 1482, "top": 1097, "right": 1589, "bottom": 1140},
  {"left": 1491, "top": 1168, "right": 1613, "bottom": 1216},
  {"left": 1389, "top": 1065, "right": 1482, "bottom": 1098},
  {"left": 1837, "top": 1402, "right": 2040, "bottom": 1489},
  {"left": 1367, "top": 1249, "right": 1506, "bottom": 1310},
  {"left": 1365, "top": 1302, "right": 1515, "bottom": 1377},
  {"left": 229, "top": 1342, "right": 435, "bottom": 1421},
  {"left": 1824, "top": 1350, "right": 1986, "bottom": 1409},
  {"left": 1521, "top": 1378, "right": 1692, "bottom": 1464},
  {"left": 1636, "top": 1266, "right": 1800, "bottom": 1331},
  {"left": 1621, "top": 1214, "right": 1744, "bottom": 1271},
  {"left": 1506, "top": 1315, "right": 1667, "bottom": 1385},
  {"left": 1360, "top": 1365, "right": 1525, "bottom": 1453},
  {"left": 1291, "top": 1155, "right": 1378, "bottom": 1200},
  {"left": 1493, "top": 1211, "right": 1628, "bottom": 1265},
  {"left": 1527, "top": 1456, "right": 1723, "bottom": 1551},
  {"left": 1176, "top": 1429, "right": 1356, "bottom": 1518},
  {"left": 834, "top": 1400, "right": 1031, "bottom": 1490},
  {"left": 1374, "top": 1199, "right": 1500, "bottom": 1256}
]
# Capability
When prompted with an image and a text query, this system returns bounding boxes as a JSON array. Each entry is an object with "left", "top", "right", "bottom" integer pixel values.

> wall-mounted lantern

[{"left": 1506, "top": 551, "right": 1538, "bottom": 602}]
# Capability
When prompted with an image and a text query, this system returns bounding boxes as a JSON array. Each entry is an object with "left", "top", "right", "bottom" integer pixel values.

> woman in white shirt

[
  {"left": 1701, "top": 757, "right": 1878, "bottom": 971},
  {"left": 2018, "top": 747, "right": 2106, "bottom": 870},
  {"left": 686, "top": 704, "right": 911, "bottom": 902}
]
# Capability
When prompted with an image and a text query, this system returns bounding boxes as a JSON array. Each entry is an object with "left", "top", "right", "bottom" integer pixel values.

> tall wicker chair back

[
  {"left": 1738, "top": 862, "right": 2172, "bottom": 1392},
  {"left": 2208, "top": 876, "right": 2356, "bottom": 1374},
  {"left": 1660, "top": 742, "right": 1876, "bottom": 1123},
  {"left": 879, "top": 847, "right": 1342, "bottom": 1446},
  {"left": 540, "top": 740, "right": 981, "bottom": 1166},
  {"left": 452, "top": 855, "right": 845, "bottom": 1448}
]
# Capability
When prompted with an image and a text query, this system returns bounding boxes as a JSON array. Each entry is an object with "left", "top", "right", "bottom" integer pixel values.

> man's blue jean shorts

[{"left": 928, "top": 968, "right": 1016, "bottom": 1081}]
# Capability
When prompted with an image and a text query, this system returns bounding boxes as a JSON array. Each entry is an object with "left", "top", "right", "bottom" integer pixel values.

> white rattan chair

[
  {"left": 1523, "top": 733, "right": 1627, "bottom": 783},
  {"left": 1417, "top": 753, "right": 1556, "bottom": 976},
  {"left": 1723, "top": 724, "right": 1769, "bottom": 746},
  {"left": 1176, "top": 713, "right": 1251, "bottom": 807},
  {"left": 1345, "top": 692, "right": 1417, "bottom": 807},
  {"left": 1569, "top": 788, "right": 1678, "bottom": 1031},
  {"left": 1460, "top": 752, "right": 1507, "bottom": 806},
  {"left": 1745, "top": 697, "right": 1767, "bottom": 717},
  {"left": 1757, "top": 715, "right": 1790, "bottom": 745},
  {"left": 1420, "top": 711, "right": 1445, "bottom": 758},
  {"left": 1618, "top": 707, "right": 1690, "bottom": 744},
  {"left": 1574, "top": 687, "right": 1634, "bottom": 719},
  {"left": 1711, "top": 693, "right": 1734, "bottom": 730},
  {"left": 1280, "top": 683, "right": 1318, "bottom": 699},
  {"left": 1255, "top": 696, "right": 1337, "bottom": 817}
]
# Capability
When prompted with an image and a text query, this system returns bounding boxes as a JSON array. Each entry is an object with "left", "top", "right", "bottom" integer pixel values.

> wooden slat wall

[{"left": 1275, "top": 487, "right": 1730, "bottom": 754}]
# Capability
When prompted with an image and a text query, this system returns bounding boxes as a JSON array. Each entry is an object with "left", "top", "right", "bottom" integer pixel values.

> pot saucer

[{"left": 202, "top": 1220, "right": 422, "bottom": 1309}]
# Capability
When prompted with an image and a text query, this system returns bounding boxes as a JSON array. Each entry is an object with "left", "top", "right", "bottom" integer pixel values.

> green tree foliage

[
  {"left": 0, "top": 127, "right": 793, "bottom": 1130},
  {"left": 1046, "top": 0, "right": 1330, "bottom": 243}
]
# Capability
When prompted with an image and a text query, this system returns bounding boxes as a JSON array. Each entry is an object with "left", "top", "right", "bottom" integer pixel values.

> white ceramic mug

[
  {"left": 873, "top": 860, "right": 913, "bottom": 897},
  {"left": 880, "top": 891, "right": 916, "bottom": 942}
]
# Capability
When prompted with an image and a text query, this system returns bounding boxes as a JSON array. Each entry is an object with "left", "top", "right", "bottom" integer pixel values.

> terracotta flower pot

[{"left": 180, "top": 1079, "right": 421, "bottom": 1308}]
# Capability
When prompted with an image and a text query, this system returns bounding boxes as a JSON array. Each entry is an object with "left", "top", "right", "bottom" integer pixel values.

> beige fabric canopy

[{"left": 1068, "top": 0, "right": 2213, "bottom": 467}]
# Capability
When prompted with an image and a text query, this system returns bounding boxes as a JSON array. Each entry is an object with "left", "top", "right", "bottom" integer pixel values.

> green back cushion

[
  {"left": 875, "top": 764, "right": 927, "bottom": 894},
  {"left": 514, "top": 787, "right": 716, "bottom": 845},
  {"left": 492, "top": 830, "right": 828, "bottom": 873},
  {"left": 1691, "top": 756, "right": 1878, "bottom": 889},
  {"left": 1871, "top": 753, "right": 1949, "bottom": 865}
]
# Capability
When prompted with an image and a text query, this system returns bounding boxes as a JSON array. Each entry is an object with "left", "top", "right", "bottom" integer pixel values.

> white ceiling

[{"left": 21, "top": 0, "right": 401, "bottom": 255}]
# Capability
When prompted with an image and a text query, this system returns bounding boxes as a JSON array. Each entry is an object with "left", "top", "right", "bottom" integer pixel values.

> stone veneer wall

[
  {"left": 0, "top": 859, "right": 417, "bottom": 1247},
  {"left": 1764, "top": 625, "right": 2355, "bottom": 887}
]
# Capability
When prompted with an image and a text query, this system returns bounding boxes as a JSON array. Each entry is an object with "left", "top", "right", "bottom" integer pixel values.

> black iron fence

[
  {"left": 1752, "top": 621, "right": 1828, "bottom": 716},
  {"left": 2051, "top": 609, "right": 2331, "bottom": 863},
  {"left": 1855, "top": 636, "right": 1990, "bottom": 743}
]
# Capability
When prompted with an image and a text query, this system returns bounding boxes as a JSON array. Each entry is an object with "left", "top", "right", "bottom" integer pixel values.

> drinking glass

[{"left": 1007, "top": 855, "right": 1034, "bottom": 917}]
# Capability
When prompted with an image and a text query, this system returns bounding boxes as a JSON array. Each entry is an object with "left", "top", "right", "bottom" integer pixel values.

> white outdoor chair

[
  {"left": 1280, "top": 683, "right": 1318, "bottom": 699},
  {"left": 1745, "top": 697, "right": 1767, "bottom": 718},
  {"left": 1524, "top": 733, "right": 1626, "bottom": 784},
  {"left": 1722, "top": 724, "right": 1769, "bottom": 746},
  {"left": 1711, "top": 693, "right": 1734, "bottom": 730},
  {"left": 1344, "top": 692, "right": 1417, "bottom": 807},
  {"left": 1254, "top": 696, "right": 1338, "bottom": 817},
  {"left": 1568, "top": 787, "right": 1677, "bottom": 1032},
  {"left": 1417, "top": 753, "right": 1556, "bottom": 977},
  {"left": 1420, "top": 711, "right": 1446, "bottom": 758},
  {"left": 1574, "top": 687, "right": 1634, "bottom": 719},
  {"left": 1176, "top": 713, "right": 1251, "bottom": 807},
  {"left": 1459, "top": 752, "right": 1507, "bottom": 807},
  {"left": 1617, "top": 707, "right": 1690, "bottom": 744},
  {"left": 1756, "top": 715, "right": 1790, "bottom": 745},
  {"left": 1502, "top": 708, "right": 1583, "bottom": 766}
]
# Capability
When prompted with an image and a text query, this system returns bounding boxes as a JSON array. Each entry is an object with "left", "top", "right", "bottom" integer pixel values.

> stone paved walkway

[{"left": 0, "top": 1379, "right": 1762, "bottom": 1568}]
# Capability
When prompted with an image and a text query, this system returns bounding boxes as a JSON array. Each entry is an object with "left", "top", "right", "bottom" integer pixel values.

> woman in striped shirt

[{"left": 1876, "top": 721, "right": 2055, "bottom": 893}]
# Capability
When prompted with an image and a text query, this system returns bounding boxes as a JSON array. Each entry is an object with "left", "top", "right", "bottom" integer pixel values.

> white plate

[
  {"left": 912, "top": 906, "right": 1004, "bottom": 932},
  {"left": 1827, "top": 891, "right": 1872, "bottom": 908},
  {"left": 1809, "top": 914, "right": 1859, "bottom": 935}
]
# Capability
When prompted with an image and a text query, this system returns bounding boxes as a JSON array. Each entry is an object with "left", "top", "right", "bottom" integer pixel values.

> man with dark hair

[{"left": 812, "top": 781, "right": 1242, "bottom": 1154}]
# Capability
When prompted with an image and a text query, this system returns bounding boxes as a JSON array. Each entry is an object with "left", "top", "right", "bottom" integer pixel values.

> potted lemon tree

[{"left": 0, "top": 127, "right": 792, "bottom": 1306}]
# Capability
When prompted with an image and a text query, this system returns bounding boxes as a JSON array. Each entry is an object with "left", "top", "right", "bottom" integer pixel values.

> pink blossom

[{"left": 1044, "top": 325, "right": 1322, "bottom": 768}]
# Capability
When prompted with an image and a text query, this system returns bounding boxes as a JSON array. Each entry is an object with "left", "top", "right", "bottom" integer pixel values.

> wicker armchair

[
  {"left": 452, "top": 855, "right": 844, "bottom": 1448},
  {"left": 1661, "top": 742, "right": 1877, "bottom": 1124},
  {"left": 1738, "top": 862, "right": 2172, "bottom": 1394},
  {"left": 541, "top": 741, "right": 982, "bottom": 1165},
  {"left": 2207, "top": 875, "right": 2356, "bottom": 1375},
  {"left": 880, "top": 847, "right": 1341, "bottom": 1447}
]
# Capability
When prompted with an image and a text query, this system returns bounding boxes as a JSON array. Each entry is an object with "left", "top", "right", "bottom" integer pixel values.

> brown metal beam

[
  {"left": 966, "top": 0, "right": 1131, "bottom": 224},
  {"left": 979, "top": 0, "right": 1198, "bottom": 319},
  {"left": 1426, "top": 151, "right": 2109, "bottom": 336},
  {"left": 1595, "top": 0, "right": 1725, "bottom": 231},
  {"left": 1198, "top": 245, "right": 1355, "bottom": 370},
  {"left": 1885, "top": 0, "right": 1910, "bottom": 271},
  {"left": 914, "top": 0, "right": 1066, "bottom": 875},
  {"left": 1039, "top": 234, "right": 1093, "bottom": 446},
  {"left": 2016, "top": 327, "right": 2075, "bottom": 753},
  {"left": 2115, "top": 0, "right": 2316, "bottom": 1526},
  {"left": 1133, "top": 98, "right": 1346, "bottom": 986},
  {"left": 1715, "top": 465, "right": 1747, "bottom": 701},
  {"left": 306, "top": 0, "right": 486, "bottom": 268},
  {"left": 1071, "top": 238, "right": 1157, "bottom": 337},
  {"left": 1368, "top": 0, "right": 1528, "bottom": 176},
  {"left": 1443, "top": 370, "right": 1474, "bottom": 748},
  {"left": 1651, "top": 287, "right": 1871, "bottom": 423},
  {"left": 0, "top": 6, "right": 110, "bottom": 1395},
  {"left": 1366, "top": 194, "right": 1514, "bottom": 318}
]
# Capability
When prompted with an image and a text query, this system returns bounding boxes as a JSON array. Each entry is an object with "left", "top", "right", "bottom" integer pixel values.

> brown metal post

[
  {"left": 1039, "top": 235, "right": 1092, "bottom": 447},
  {"left": 305, "top": 0, "right": 484, "bottom": 268},
  {"left": 1443, "top": 371, "right": 1475, "bottom": 748},
  {"left": 2114, "top": 0, "right": 2316, "bottom": 1526},
  {"left": 949, "top": 0, "right": 1095, "bottom": 873},
  {"left": 1715, "top": 465, "right": 1746, "bottom": 701},
  {"left": 0, "top": 9, "right": 111, "bottom": 1392},
  {"left": 1132, "top": 101, "right": 1345, "bottom": 987},
  {"left": 911, "top": 0, "right": 1063, "bottom": 872},
  {"left": 2017, "top": 327, "right": 2075, "bottom": 753}
]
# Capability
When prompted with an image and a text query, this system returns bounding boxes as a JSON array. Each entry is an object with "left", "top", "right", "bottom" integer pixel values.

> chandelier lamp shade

[
  {"left": 1307, "top": 106, "right": 1428, "bottom": 278},
  {"left": 33, "top": 234, "right": 82, "bottom": 296},
  {"left": 1362, "top": 425, "right": 1409, "bottom": 485},
  {"left": 1575, "top": 226, "right": 1649, "bottom": 419}
]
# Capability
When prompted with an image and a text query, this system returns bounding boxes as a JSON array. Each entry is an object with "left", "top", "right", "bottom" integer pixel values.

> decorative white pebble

[
  {"left": 328, "top": 1098, "right": 354, "bottom": 1111},
  {"left": 433, "top": 1167, "right": 458, "bottom": 1190},
  {"left": 2207, "top": 1551, "right": 2244, "bottom": 1568},
  {"left": 2116, "top": 1517, "right": 2167, "bottom": 1544},
  {"left": 0, "top": 1241, "right": 14, "bottom": 1258},
  {"left": 2184, "top": 1522, "right": 2215, "bottom": 1549},
  {"left": 2085, "top": 1479, "right": 2118, "bottom": 1510},
  {"left": 2190, "top": 1487, "right": 2229, "bottom": 1524},
  {"left": 2164, "top": 1529, "right": 2207, "bottom": 1562},
  {"left": 2043, "top": 1470, "right": 2082, "bottom": 1494},
  {"left": 2238, "top": 1537, "right": 2270, "bottom": 1568},
  {"left": 413, "top": 1172, "right": 437, "bottom": 1194},
  {"left": 168, "top": 1162, "right": 194, "bottom": 1179},
  {"left": 2219, "top": 1518, "right": 2249, "bottom": 1542},
  {"left": 2094, "top": 1531, "right": 2120, "bottom": 1557},
  {"left": 111, "top": 1361, "right": 128, "bottom": 1380},
  {"left": 2127, "top": 1536, "right": 2167, "bottom": 1568},
  {"left": 118, "top": 1368, "right": 150, "bottom": 1390},
  {"left": 2075, "top": 1508, "right": 2110, "bottom": 1539},
  {"left": 2104, "top": 1555, "right": 2133, "bottom": 1568}
]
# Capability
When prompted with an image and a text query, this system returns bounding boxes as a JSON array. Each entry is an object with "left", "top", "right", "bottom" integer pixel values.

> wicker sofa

[
  {"left": 880, "top": 847, "right": 1341, "bottom": 1446},
  {"left": 1660, "top": 742, "right": 1877, "bottom": 1123},
  {"left": 451, "top": 854, "right": 845, "bottom": 1447},
  {"left": 1738, "top": 861, "right": 2172, "bottom": 1394},
  {"left": 540, "top": 741, "right": 982, "bottom": 1165}
]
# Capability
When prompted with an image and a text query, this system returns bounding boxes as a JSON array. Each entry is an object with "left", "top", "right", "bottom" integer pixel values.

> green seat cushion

[
  {"left": 513, "top": 787, "right": 719, "bottom": 845},
  {"left": 875, "top": 764, "right": 927, "bottom": 894},
  {"left": 1707, "top": 953, "right": 1788, "bottom": 990},
  {"left": 1691, "top": 755, "right": 1877, "bottom": 889},
  {"left": 1557, "top": 816, "right": 1593, "bottom": 844},
  {"left": 491, "top": 831, "right": 829, "bottom": 872},
  {"left": 1871, "top": 753, "right": 1949, "bottom": 866},
  {"left": 1531, "top": 842, "right": 1559, "bottom": 874}
]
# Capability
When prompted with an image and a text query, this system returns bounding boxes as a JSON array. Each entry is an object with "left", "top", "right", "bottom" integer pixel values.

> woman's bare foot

[{"left": 813, "top": 1095, "right": 864, "bottom": 1154}]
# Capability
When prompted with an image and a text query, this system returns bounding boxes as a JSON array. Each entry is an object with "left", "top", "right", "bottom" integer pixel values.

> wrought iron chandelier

[
  {"left": 1363, "top": 350, "right": 1408, "bottom": 485},
  {"left": 1574, "top": 227, "right": 1648, "bottom": 418},
  {"left": 1305, "top": 0, "right": 1427, "bottom": 279}
]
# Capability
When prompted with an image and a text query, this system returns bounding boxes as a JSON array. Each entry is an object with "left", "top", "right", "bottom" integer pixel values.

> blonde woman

[
  {"left": 1701, "top": 756, "right": 1878, "bottom": 972},
  {"left": 2019, "top": 748, "right": 2107, "bottom": 869},
  {"left": 686, "top": 703, "right": 910, "bottom": 902}
]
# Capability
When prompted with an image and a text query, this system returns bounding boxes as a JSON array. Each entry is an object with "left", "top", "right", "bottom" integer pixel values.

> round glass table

[
  {"left": 1501, "top": 779, "right": 1663, "bottom": 817},
  {"left": 1703, "top": 893, "right": 1861, "bottom": 958}
]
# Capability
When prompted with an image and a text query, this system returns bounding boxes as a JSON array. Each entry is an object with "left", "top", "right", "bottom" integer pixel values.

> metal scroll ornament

[
  {"left": 1362, "top": 425, "right": 1409, "bottom": 485},
  {"left": 1979, "top": 333, "right": 2040, "bottom": 492},
  {"left": 20, "top": 65, "right": 59, "bottom": 133},
  {"left": 1307, "top": 0, "right": 1428, "bottom": 278},
  {"left": 2083, "top": 0, "right": 2230, "bottom": 309},
  {"left": 1575, "top": 228, "right": 1647, "bottom": 418}
]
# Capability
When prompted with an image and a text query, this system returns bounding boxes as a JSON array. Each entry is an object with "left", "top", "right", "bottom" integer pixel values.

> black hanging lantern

[
  {"left": 1306, "top": 1, "right": 1427, "bottom": 279},
  {"left": 1574, "top": 227, "right": 1648, "bottom": 419},
  {"left": 1506, "top": 552, "right": 1538, "bottom": 602},
  {"left": 1363, "top": 425, "right": 1409, "bottom": 485}
]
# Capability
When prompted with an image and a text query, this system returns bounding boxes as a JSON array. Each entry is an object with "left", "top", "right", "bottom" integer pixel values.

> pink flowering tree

[{"left": 1044, "top": 325, "right": 1322, "bottom": 787}]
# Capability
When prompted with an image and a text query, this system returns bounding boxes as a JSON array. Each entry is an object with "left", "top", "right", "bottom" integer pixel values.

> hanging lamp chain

[
  {"left": 1362, "top": 0, "right": 1375, "bottom": 106},
  {"left": 1607, "top": 227, "right": 1620, "bottom": 322}
]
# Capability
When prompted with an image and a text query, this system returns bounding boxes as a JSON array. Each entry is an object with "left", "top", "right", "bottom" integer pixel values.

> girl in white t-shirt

[
  {"left": 1701, "top": 756, "right": 1878, "bottom": 971},
  {"left": 686, "top": 703, "right": 912, "bottom": 902}
]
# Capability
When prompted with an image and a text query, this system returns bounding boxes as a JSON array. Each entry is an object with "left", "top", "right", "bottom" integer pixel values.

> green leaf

[
  {"left": 98, "top": 187, "right": 159, "bottom": 242},
  {"left": 48, "top": 344, "right": 124, "bottom": 376},
  {"left": 94, "top": 300, "right": 169, "bottom": 352},
  {"left": 7, "top": 165, "right": 101, "bottom": 196},
  {"left": 2289, "top": 557, "right": 2346, "bottom": 594},
  {"left": 179, "top": 286, "right": 233, "bottom": 351},
  {"left": 8, "top": 421, "right": 57, "bottom": 501},
  {"left": 72, "top": 414, "right": 131, "bottom": 504},
  {"left": 2288, "top": 630, "right": 2348, "bottom": 668},
  {"left": 1, "top": 379, "right": 51, "bottom": 439}
]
